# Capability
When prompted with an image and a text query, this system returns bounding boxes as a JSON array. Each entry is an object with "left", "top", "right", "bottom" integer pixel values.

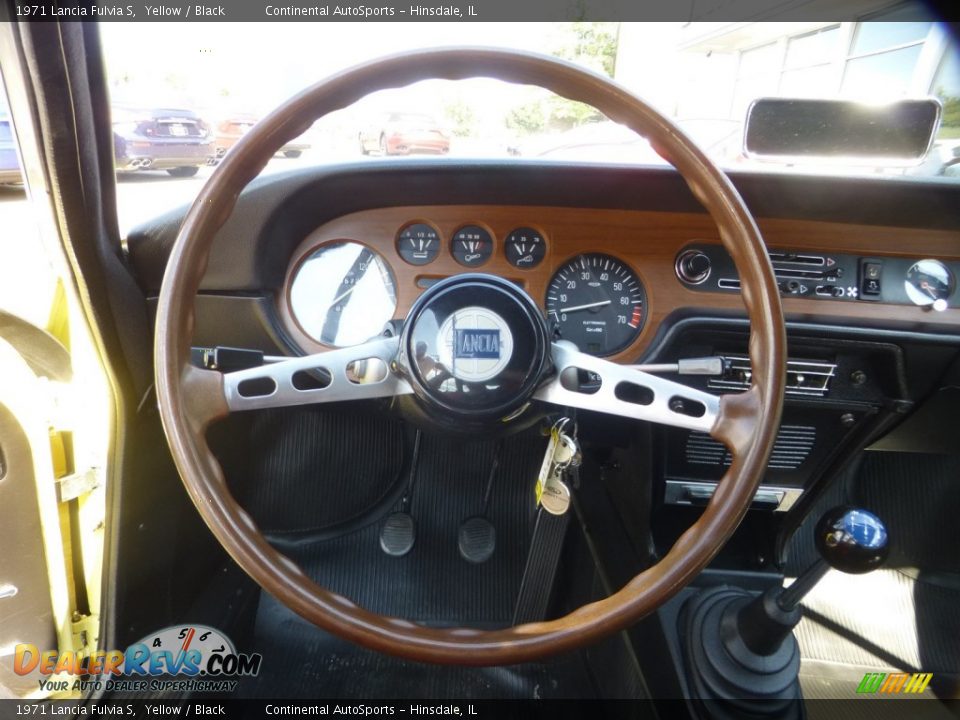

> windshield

[{"left": 98, "top": 17, "right": 960, "bottom": 235}]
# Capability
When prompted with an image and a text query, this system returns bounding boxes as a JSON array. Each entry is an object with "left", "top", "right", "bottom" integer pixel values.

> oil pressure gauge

[
  {"left": 451, "top": 225, "right": 493, "bottom": 267},
  {"left": 905, "top": 259, "right": 954, "bottom": 311}
]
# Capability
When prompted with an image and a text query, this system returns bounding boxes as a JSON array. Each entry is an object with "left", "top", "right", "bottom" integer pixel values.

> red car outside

[{"left": 359, "top": 112, "right": 451, "bottom": 156}]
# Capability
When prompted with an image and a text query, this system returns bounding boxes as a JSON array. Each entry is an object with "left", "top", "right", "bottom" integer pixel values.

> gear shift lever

[
  {"left": 736, "top": 506, "right": 889, "bottom": 656},
  {"left": 781, "top": 506, "right": 888, "bottom": 609},
  {"left": 683, "top": 507, "right": 888, "bottom": 718}
]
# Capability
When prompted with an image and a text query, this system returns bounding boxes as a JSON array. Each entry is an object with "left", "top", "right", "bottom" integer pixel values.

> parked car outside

[
  {"left": 112, "top": 106, "right": 217, "bottom": 177},
  {"left": 358, "top": 111, "right": 451, "bottom": 155},
  {"left": 214, "top": 112, "right": 311, "bottom": 159}
]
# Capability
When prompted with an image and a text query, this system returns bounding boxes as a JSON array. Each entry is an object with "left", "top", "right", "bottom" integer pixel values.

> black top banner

[{"left": 9, "top": 0, "right": 960, "bottom": 22}]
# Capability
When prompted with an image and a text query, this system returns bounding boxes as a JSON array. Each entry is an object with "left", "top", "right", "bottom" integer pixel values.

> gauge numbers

[
  {"left": 397, "top": 222, "right": 440, "bottom": 265},
  {"left": 290, "top": 241, "right": 397, "bottom": 347},
  {"left": 451, "top": 225, "right": 493, "bottom": 267},
  {"left": 506, "top": 227, "right": 546, "bottom": 268},
  {"left": 545, "top": 253, "right": 646, "bottom": 356}
]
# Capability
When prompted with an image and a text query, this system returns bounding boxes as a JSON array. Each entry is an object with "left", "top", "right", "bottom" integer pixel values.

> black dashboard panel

[
  {"left": 129, "top": 161, "right": 960, "bottom": 554},
  {"left": 125, "top": 162, "right": 960, "bottom": 294}
]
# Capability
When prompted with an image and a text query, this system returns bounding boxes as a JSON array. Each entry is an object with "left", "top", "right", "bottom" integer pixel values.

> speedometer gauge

[
  {"left": 545, "top": 253, "right": 646, "bottom": 356},
  {"left": 290, "top": 241, "right": 397, "bottom": 347}
]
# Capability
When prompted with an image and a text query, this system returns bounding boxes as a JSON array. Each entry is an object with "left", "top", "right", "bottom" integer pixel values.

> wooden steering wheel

[{"left": 154, "top": 48, "right": 786, "bottom": 665}]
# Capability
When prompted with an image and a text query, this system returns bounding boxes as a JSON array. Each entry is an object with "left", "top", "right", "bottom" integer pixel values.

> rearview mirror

[{"left": 744, "top": 98, "right": 942, "bottom": 166}]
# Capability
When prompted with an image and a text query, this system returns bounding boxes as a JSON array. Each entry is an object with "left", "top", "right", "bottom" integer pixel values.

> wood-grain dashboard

[{"left": 278, "top": 204, "right": 960, "bottom": 363}]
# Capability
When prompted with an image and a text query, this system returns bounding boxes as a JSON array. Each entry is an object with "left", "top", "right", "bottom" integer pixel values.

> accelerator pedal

[{"left": 457, "top": 516, "right": 496, "bottom": 564}]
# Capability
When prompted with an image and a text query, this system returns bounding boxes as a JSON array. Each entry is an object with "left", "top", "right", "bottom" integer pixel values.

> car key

[{"left": 536, "top": 420, "right": 581, "bottom": 516}]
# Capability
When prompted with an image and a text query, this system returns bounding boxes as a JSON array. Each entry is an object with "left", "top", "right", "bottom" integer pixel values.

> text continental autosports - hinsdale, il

[
  {"left": 265, "top": 4, "right": 478, "bottom": 17},
  {"left": 265, "top": 706, "right": 476, "bottom": 716}
]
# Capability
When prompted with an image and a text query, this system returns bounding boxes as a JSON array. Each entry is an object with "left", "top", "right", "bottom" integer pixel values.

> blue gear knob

[{"left": 815, "top": 506, "right": 889, "bottom": 574}]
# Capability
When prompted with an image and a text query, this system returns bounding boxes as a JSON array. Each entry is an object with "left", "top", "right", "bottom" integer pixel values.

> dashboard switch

[
  {"left": 859, "top": 260, "right": 884, "bottom": 300},
  {"left": 676, "top": 250, "right": 712, "bottom": 284}
]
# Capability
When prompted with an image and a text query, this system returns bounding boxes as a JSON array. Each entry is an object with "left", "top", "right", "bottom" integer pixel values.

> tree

[
  {"left": 444, "top": 100, "right": 477, "bottom": 138},
  {"left": 506, "top": 22, "right": 619, "bottom": 136}
]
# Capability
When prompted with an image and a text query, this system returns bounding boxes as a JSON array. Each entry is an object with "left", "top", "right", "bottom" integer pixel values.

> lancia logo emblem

[
  {"left": 454, "top": 328, "right": 500, "bottom": 359},
  {"left": 437, "top": 307, "right": 513, "bottom": 382}
]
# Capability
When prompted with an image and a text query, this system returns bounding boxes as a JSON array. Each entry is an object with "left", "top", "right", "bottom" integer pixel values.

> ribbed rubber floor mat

[
  {"left": 243, "top": 595, "right": 597, "bottom": 699},
  {"left": 239, "top": 429, "right": 602, "bottom": 698},
  {"left": 785, "top": 451, "right": 960, "bottom": 700},
  {"left": 854, "top": 452, "right": 960, "bottom": 572},
  {"left": 224, "top": 405, "right": 405, "bottom": 534},
  {"left": 263, "top": 432, "right": 544, "bottom": 622}
]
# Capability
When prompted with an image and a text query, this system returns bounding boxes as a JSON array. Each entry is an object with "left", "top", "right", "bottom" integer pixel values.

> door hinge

[
  {"left": 71, "top": 612, "right": 99, "bottom": 656},
  {"left": 56, "top": 467, "right": 102, "bottom": 503}
]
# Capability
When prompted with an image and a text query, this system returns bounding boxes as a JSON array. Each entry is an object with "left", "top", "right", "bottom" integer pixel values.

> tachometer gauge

[
  {"left": 545, "top": 253, "right": 646, "bottom": 356},
  {"left": 290, "top": 241, "right": 398, "bottom": 347}
]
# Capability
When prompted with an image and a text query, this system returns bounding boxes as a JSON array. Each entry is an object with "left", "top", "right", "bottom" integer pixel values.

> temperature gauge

[
  {"left": 397, "top": 222, "right": 440, "bottom": 266},
  {"left": 451, "top": 225, "right": 493, "bottom": 267},
  {"left": 505, "top": 227, "right": 546, "bottom": 269}
]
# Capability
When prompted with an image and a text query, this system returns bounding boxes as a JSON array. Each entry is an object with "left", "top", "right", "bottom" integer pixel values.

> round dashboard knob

[{"left": 676, "top": 250, "right": 712, "bottom": 285}]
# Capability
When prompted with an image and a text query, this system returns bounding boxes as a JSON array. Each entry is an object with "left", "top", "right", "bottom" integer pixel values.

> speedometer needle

[
  {"left": 329, "top": 285, "right": 356, "bottom": 308},
  {"left": 559, "top": 300, "right": 611, "bottom": 313}
]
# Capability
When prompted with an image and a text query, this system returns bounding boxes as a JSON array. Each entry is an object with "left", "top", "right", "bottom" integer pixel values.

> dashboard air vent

[
  {"left": 708, "top": 356, "right": 837, "bottom": 397},
  {"left": 685, "top": 424, "right": 817, "bottom": 471}
]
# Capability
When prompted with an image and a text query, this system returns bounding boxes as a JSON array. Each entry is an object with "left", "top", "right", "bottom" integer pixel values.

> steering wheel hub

[{"left": 399, "top": 274, "right": 550, "bottom": 421}]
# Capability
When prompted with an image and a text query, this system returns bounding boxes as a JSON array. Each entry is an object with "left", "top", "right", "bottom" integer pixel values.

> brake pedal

[{"left": 380, "top": 512, "right": 415, "bottom": 557}]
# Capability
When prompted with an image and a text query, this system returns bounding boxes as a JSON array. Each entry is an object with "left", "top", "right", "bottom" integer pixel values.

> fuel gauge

[
  {"left": 397, "top": 222, "right": 440, "bottom": 266},
  {"left": 905, "top": 259, "right": 954, "bottom": 310}
]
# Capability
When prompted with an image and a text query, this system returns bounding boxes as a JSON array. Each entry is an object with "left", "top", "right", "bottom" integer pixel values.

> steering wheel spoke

[
  {"left": 222, "top": 336, "right": 412, "bottom": 412},
  {"left": 535, "top": 342, "right": 719, "bottom": 433},
  {"left": 155, "top": 47, "right": 785, "bottom": 664}
]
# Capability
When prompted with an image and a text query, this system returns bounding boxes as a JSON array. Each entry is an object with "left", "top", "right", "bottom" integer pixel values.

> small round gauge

[
  {"left": 397, "top": 222, "right": 441, "bottom": 265},
  {"left": 545, "top": 253, "right": 646, "bottom": 356},
  {"left": 904, "top": 259, "right": 954, "bottom": 309},
  {"left": 505, "top": 227, "right": 546, "bottom": 269},
  {"left": 133, "top": 624, "right": 236, "bottom": 659},
  {"left": 290, "top": 241, "right": 397, "bottom": 347},
  {"left": 451, "top": 225, "right": 493, "bottom": 267}
]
